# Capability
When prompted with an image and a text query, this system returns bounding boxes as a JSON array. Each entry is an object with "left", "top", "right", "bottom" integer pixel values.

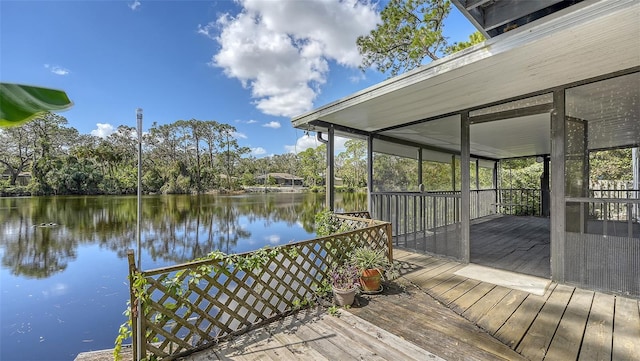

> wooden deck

[
  {"left": 385, "top": 249, "right": 640, "bottom": 361},
  {"left": 179, "top": 280, "right": 523, "bottom": 361},
  {"left": 178, "top": 248, "right": 639, "bottom": 361},
  {"left": 180, "top": 307, "right": 450, "bottom": 361}
]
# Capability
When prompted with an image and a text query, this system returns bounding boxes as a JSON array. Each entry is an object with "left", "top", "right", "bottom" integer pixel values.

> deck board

[
  {"left": 578, "top": 292, "right": 614, "bottom": 361},
  {"left": 544, "top": 288, "right": 594, "bottom": 360},
  {"left": 612, "top": 296, "right": 640, "bottom": 360},
  {"left": 516, "top": 284, "right": 574, "bottom": 358},
  {"left": 493, "top": 283, "right": 556, "bottom": 348},
  {"left": 316, "top": 315, "right": 392, "bottom": 361},
  {"left": 348, "top": 281, "right": 526, "bottom": 361},
  {"left": 450, "top": 282, "right": 496, "bottom": 314},
  {"left": 292, "top": 320, "right": 359, "bottom": 360},
  {"left": 476, "top": 289, "right": 528, "bottom": 333},
  {"left": 439, "top": 278, "right": 482, "bottom": 305},
  {"left": 462, "top": 286, "right": 512, "bottom": 323},
  {"left": 419, "top": 264, "right": 466, "bottom": 292},
  {"left": 335, "top": 311, "right": 442, "bottom": 361},
  {"left": 431, "top": 273, "right": 468, "bottom": 294}
]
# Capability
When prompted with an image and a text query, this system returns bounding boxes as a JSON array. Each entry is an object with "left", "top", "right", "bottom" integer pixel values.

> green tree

[
  {"left": 217, "top": 124, "right": 250, "bottom": 190},
  {"left": 372, "top": 153, "right": 418, "bottom": 191},
  {"left": 357, "top": 0, "right": 484, "bottom": 77},
  {"left": 270, "top": 153, "right": 299, "bottom": 174},
  {"left": 337, "top": 139, "right": 366, "bottom": 188},
  {"left": 0, "top": 125, "right": 34, "bottom": 185},
  {"left": 298, "top": 145, "right": 326, "bottom": 187},
  {"left": 590, "top": 148, "right": 632, "bottom": 182},
  {"left": 443, "top": 31, "right": 485, "bottom": 55},
  {"left": 422, "top": 160, "right": 453, "bottom": 191}
]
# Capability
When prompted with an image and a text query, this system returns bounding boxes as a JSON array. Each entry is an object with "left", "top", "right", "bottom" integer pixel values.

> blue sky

[{"left": 1, "top": 0, "right": 477, "bottom": 156}]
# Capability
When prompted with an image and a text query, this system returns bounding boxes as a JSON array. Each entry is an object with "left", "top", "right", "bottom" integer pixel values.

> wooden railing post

[
  {"left": 126, "top": 250, "right": 139, "bottom": 361},
  {"left": 385, "top": 222, "right": 393, "bottom": 262}
]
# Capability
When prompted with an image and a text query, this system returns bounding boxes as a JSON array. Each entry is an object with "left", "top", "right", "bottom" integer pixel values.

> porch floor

[
  {"left": 395, "top": 214, "right": 552, "bottom": 278},
  {"left": 470, "top": 214, "right": 550, "bottom": 278}
]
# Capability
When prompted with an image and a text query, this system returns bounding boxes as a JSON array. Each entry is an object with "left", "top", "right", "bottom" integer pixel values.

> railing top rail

[
  {"left": 498, "top": 188, "right": 541, "bottom": 191},
  {"left": 371, "top": 191, "right": 461, "bottom": 198},
  {"left": 589, "top": 188, "right": 640, "bottom": 192},
  {"left": 139, "top": 216, "right": 391, "bottom": 276},
  {"left": 566, "top": 197, "right": 640, "bottom": 204}
]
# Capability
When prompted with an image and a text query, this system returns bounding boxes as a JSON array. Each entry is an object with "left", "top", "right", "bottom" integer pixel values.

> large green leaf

[{"left": 0, "top": 82, "right": 73, "bottom": 127}]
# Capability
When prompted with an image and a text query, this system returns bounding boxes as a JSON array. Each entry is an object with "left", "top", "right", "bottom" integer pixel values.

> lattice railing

[
  {"left": 127, "top": 213, "right": 392, "bottom": 360},
  {"left": 337, "top": 211, "right": 372, "bottom": 219}
]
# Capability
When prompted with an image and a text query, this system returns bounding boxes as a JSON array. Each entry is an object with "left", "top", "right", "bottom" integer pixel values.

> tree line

[{"left": 0, "top": 113, "right": 371, "bottom": 196}]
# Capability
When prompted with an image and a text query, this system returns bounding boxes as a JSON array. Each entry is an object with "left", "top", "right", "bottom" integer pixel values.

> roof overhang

[
  {"left": 451, "top": 0, "right": 586, "bottom": 38},
  {"left": 292, "top": 0, "right": 640, "bottom": 155}
]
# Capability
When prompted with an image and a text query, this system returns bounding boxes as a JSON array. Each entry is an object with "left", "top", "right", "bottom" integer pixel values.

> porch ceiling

[{"left": 291, "top": 0, "right": 640, "bottom": 160}]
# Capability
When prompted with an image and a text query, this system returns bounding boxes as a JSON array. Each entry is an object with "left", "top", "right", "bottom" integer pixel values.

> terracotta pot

[
  {"left": 333, "top": 288, "right": 356, "bottom": 306},
  {"left": 360, "top": 268, "right": 382, "bottom": 292}
]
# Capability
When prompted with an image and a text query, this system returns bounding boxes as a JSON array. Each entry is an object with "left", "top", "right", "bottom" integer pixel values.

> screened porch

[{"left": 292, "top": 0, "right": 640, "bottom": 297}]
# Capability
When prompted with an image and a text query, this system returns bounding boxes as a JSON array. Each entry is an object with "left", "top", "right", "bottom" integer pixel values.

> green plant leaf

[{"left": 0, "top": 83, "right": 73, "bottom": 127}]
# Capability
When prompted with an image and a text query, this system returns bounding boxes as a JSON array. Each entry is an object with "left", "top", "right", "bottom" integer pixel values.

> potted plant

[
  {"left": 350, "top": 247, "right": 390, "bottom": 293},
  {"left": 329, "top": 263, "right": 360, "bottom": 306}
]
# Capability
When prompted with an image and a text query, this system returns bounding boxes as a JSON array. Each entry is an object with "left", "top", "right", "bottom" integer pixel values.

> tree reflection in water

[{"left": 0, "top": 192, "right": 367, "bottom": 278}]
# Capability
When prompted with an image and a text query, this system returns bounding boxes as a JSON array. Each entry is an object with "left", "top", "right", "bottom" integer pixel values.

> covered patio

[{"left": 293, "top": 0, "right": 640, "bottom": 297}]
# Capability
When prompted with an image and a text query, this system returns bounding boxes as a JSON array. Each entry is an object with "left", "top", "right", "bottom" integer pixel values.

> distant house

[
  {"left": 1, "top": 170, "right": 31, "bottom": 186},
  {"left": 256, "top": 173, "right": 304, "bottom": 186}
]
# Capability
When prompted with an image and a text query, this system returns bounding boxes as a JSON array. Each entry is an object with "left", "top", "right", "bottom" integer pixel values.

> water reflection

[
  {"left": 0, "top": 193, "right": 367, "bottom": 278},
  {"left": 0, "top": 192, "right": 367, "bottom": 361}
]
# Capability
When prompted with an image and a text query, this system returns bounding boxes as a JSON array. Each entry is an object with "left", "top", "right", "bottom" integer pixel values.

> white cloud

[
  {"left": 197, "top": 22, "right": 216, "bottom": 39},
  {"left": 44, "top": 64, "right": 70, "bottom": 76},
  {"left": 207, "top": 0, "right": 379, "bottom": 117},
  {"left": 349, "top": 73, "right": 366, "bottom": 83},
  {"left": 265, "top": 235, "right": 281, "bottom": 245},
  {"left": 251, "top": 147, "right": 266, "bottom": 156},
  {"left": 234, "top": 131, "right": 247, "bottom": 139},
  {"left": 129, "top": 1, "right": 141, "bottom": 10},
  {"left": 235, "top": 119, "right": 258, "bottom": 124},
  {"left": 285, "top": 133, "right": 349, "bottom": 153},
  {"left": 91, "top": 123, "right": 116, "bottom": 138},
  {"left": 263, "top": 121, "right": 281, "bottom": 129}
]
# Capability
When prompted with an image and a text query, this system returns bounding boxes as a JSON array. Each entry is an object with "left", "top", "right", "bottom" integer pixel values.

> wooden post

[
  {"left": 385, "top": 222, "right": 394, "bottom": 262},
  {"left": 475, "top": 159, "right": 480, "bottom": 218},
  {"left": 494, "top": 161, "right": 499, "bottom": 213},
  {"left": 541, "top": 156, "right": 550, "bottom": 217},
  {"left": 127, "top": 250, "right": 139, "bottom": 361},
  {"left": 417, "top": 148, "right": 423, "bottom": 189},
  {"left": 551, "top": 89, "right": 566, "bottom": 283},
  {"left": 367, "top": 136, "right": 374, "bottom": 215},
  {"left": 326, "top": 126, "right": 335, "bottom": 211},
  {"left": 460, "top": 112, "right": 471, "bottom": 263},
  {"left": 451, "top": 155, "right": 456, "bottom": 191}
]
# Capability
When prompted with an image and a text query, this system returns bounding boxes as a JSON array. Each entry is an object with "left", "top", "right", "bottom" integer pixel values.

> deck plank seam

[
  {"left": 610, "top": 296, "right": 617, "bottom": 361},
  {"left": 569, "top": 291, "right": 596, "bottom": 361},
  {"left": 450, "top": 282, "right": 498, "bottom": 313},
  {"left": 519, "top": 286, "right": 576, "bottom": 358},
  {"left": 474, "top": 289, "right": 528, "bottom": 335},
  {"left": 443, "top": 279, "right": 483, "bottom": 306}
]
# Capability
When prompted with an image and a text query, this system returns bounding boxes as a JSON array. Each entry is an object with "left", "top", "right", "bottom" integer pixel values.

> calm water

[{"left": 0, "top": 193, "right": 366, "bottom": 361}]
